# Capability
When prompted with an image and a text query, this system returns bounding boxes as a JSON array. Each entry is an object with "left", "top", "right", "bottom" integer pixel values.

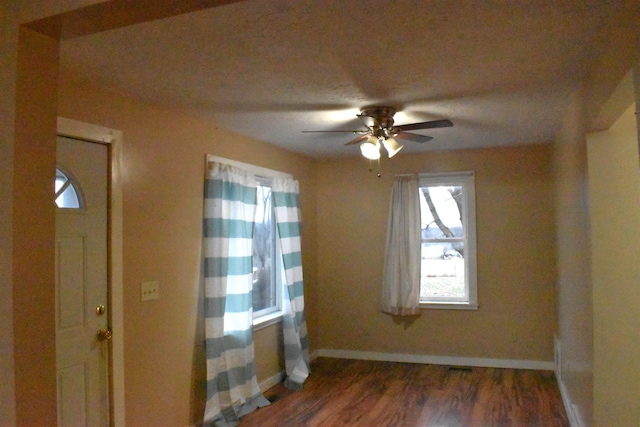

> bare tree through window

[
  {"left": 420, "top": 185, "right": 466, "bottom": 299},
  {"left": 253, "top": 184, "right": 275, "bottom": 312}
]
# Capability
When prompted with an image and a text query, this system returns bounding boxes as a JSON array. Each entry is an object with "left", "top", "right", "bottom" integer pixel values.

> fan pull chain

[{"left": 367, "top": 158, "right": 383, "bottom": 177}]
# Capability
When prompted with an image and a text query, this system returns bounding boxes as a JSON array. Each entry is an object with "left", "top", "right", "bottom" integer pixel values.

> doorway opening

[{"left": 56, "top": 117, "right": 125, "bottom": 426}]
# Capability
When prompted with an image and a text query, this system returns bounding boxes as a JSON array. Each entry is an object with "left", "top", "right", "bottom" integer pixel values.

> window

[
  {"left": 55, "top": 166, "right": 84, "bottom": 209},
  {"left": 207, "top": 155, "right": 290, "bottom": 328},
  {"left": 419, "top": 172, "right": 477, "bottom": 309},
  {"left": 252, "top": 180, "right": 283, "bottom": 324}
]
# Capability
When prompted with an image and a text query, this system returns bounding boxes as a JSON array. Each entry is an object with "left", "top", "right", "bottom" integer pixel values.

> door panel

[
  {"left": 56, "top": 136, "right": 109, "bottom": 426},
  {"left": 57, "top": 236, "right": 86, "bottom": 330},
  {"left": 58, "top": 363, "right": 88, "bottom": 426}
]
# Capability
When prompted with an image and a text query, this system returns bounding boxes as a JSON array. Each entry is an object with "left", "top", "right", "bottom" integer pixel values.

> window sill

[
  {"left": 253, "top": 311, "right": 283, "bottom": 331},
  {"left": 420, "top": 302, "right": 479, "bottom": 311}
]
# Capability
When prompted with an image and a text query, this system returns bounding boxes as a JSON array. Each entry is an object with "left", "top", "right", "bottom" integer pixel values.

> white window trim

[
  {"left": 418, "top": 171, "right": 478, "bottom": 310},
  {"left": 253, "top": 311, "right": 283, "bottom": 330},
  {"left": 206, "top": 155, "right": 290, "bottom": 327},
  {"left": 420, "top": 301, "right": 479, "bottom": 310}
]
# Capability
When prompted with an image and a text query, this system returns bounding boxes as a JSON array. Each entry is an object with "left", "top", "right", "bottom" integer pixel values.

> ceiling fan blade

[
  {"left": 395, "top": 131, "right": 434, "bottom": 143},
  {"left": 396, "top": 119, "right": 453, "bottom": 132},
  {"left": 302, "top": 130, "right": 365, "bottom": 133},
  {"left": 356, "top": 114, "right": 376, "bottom": 128},
  {"left": 345, "top": 135, "right": 369, "bottom": 146}
]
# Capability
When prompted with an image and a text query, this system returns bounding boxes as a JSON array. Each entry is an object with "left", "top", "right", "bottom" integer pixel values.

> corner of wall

[
  {"left": 552, "top": 81, "right": 593, "bottom": 427},
  {"left": 554, "top": 336, "right": 585, "bottom": 427}
]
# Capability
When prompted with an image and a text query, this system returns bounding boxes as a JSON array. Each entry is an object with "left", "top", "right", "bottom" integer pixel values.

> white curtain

[
  {"left": 272, "top": 177, "right": 310, "bottom": 390},
  {"left": 380, "top": 174, "right": 422, "bottom": 316},
  {"left": 202, "top": 162, "right": 270, "bottom": 426}
]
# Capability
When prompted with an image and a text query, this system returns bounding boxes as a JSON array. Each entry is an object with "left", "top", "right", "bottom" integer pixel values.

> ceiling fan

[{"left": 303, "top": 106, "right": 453, "bottom": 159}]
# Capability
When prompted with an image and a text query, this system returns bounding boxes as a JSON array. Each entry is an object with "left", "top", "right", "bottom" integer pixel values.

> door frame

[{"left": 57, "top": 117, "right": 125, "bottom": 426}]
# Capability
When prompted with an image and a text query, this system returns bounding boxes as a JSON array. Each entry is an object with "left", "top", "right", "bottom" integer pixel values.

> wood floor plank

[{"left": 240, "top": 358, "right": 569, "bottom": 426}]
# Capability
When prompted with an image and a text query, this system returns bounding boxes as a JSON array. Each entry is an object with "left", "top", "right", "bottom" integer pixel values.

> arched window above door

[{"left": 55, "top": 166, "right": 84, "bottom": 209}]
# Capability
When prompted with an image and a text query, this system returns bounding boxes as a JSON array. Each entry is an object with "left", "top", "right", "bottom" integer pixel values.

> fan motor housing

[{"left": 361, "top": 106, "right": 397, "bottom": 129}]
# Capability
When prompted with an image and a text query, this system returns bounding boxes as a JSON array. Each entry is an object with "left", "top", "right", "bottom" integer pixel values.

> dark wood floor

[{"left": 241, "top": 357, "right": 569, "bottom": 427}]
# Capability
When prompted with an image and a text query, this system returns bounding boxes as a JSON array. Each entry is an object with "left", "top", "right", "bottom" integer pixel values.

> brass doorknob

[{"left": 97, "top": 329, "right": 112, "bottom": 341}]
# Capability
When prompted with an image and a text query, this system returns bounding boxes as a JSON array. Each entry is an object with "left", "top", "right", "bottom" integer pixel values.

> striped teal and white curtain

[
  {"left": 272, "top": 177, "right": 310, "bottom": 390},
  {"left": 203, "top": 162, "right": 270, "bottom": 426}
]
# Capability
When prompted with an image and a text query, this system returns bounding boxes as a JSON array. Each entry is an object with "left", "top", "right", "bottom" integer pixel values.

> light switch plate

[{"left": 141, "top": 280, "right": 159, "bottom": 301}]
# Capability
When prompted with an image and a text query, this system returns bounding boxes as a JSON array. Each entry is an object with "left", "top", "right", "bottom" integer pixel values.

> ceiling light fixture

[
  {"left": 381, "top": 136, "right": 403, "bottom": 158},
  {"left": 303, "top": 106, "right": 453, "bottom": 164},
  {"left": 361, "top": 134, "right": 403, "bottom": 160},
  {"left": 360, "top": 135, "right": 381, "bottom": 160}
]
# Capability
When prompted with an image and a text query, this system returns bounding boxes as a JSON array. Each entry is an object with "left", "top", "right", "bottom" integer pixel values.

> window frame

[
  {"left": 418, "top": 171, "right": 478, "bottom": 310},
  {"left": 206, "top": 155, "right": 291, "bottom": 329}
]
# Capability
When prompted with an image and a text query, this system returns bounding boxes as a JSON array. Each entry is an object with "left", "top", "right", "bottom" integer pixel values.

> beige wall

[
  {"left": 0, "top": 3, "right": 17, "bottom": 419},
  {"left": 553, "top": 84, "right": 594, "bottom": 425},
  {"left": 57, "top": 72, "right": 317, "bottom": 426},
  {"left": 11, "top": 26, "right": 60, "bottom": 426},
  {"left": 588, "top": 104, "right": 640, "bottom": 426},
  {"left": 315, "top": 145, "right": 557, "bottom": 361}
]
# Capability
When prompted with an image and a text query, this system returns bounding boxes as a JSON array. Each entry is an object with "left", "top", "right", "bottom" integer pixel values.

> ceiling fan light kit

[
  {"left": 360, "top": 136, "right": 381, "bottom": 160},
  {"left": 382, "top": 136, "right": 403, "bottom": 157},
  {"left": 304, "top": 106, "right": 453, "bottom": 163}
]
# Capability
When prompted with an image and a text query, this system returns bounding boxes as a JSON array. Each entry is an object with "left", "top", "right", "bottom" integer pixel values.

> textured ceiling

[{"left": 59, "top": 0, "right": 619, "bottom": 157}]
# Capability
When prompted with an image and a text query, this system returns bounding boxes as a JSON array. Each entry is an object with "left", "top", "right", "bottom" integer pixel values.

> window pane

[
  {"left": 55, "top": 172, "right": 67, "bottom": 194},
  {"left": 421, "top": 242, "right": 465, "bottom": 299},
  {"left": 55, "top": 168, "right": 81, "bottom": 209},
  {"left": 56, "top": 186, "right": 81, "bottom": 208},
  {"left": 253, "top": 185, "right": 275, "bottom": 312},
  {"left": 420, "top": 186, "right": 463, "bottom": 239},
  {"left": 418, "top": 173, "right": 476, "bottom": 308}
]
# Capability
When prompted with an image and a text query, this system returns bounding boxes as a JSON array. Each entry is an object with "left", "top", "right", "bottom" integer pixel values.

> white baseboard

[
  {"left": 313, "top": 348, "right": 554, "bottom": 370},
  {"left": 554, "top": 334, "right": 562, "bottom": 381},
  {"left": 259, "top": 370, "right": 285, "bottom": 392},
  {"left": 554, "top": 337, "right": 585, "bottom": 427},
  {"left": 555, "top": 369, "right": 584, "bottom": 427}
]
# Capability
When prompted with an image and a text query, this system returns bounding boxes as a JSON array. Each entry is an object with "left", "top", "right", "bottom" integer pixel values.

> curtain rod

[
  {"left": 206, "top": 154, "right": 293, "bottom": 179},
  {"left": 395, "top": 171, "right": 475, "bottom": 178}
]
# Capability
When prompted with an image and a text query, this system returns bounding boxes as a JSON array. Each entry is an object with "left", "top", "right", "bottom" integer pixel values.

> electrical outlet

[{"left": 141, "top": 280, "right": 159, "bottom": 301}]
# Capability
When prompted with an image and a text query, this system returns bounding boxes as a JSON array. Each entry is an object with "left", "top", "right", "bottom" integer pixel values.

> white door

[{"left": 56, "top": 136, "right": 109, "bottom": 426}]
